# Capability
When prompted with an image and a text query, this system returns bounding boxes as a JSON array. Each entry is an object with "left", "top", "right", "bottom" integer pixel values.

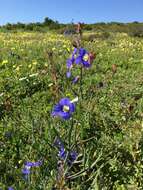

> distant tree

[
  {"left": 5, "top": 23, "right": 12, "bottom": 30},
  {"left": 43, "top": 17, "right": 60, "bottom": 29},
  {"left": 44, "top": 17, "right": 55, "bottom": 25},
  {"left": 16, "top": 22, "right": 25, "bottom": 29}
]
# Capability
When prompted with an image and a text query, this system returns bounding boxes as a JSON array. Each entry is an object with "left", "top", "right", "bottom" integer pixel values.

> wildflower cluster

[
  {"left": 50, "top": 27, "right": 95, "bottom": 189},
  {"left": 54, "top": 138, "right": 78, "bottom": 166},
  {"left": 66, "top": 47, "right": 95, "bottom": 80},
  {"left": 2, "top": 25, "right": 96, "bottom": 190}
]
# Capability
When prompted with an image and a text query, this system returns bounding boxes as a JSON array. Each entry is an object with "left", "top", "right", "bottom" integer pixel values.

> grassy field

[{"left": 0, "top": 31, "right": 143, "bottom": 190}]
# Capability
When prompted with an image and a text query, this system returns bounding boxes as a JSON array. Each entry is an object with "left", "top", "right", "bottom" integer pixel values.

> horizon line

[{"left": 0, "top": 19, "right": 143, "bottom": 26}]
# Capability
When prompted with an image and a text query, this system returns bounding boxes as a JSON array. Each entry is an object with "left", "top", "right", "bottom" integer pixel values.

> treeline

[
  {"left": 0, "top": 17, "right": 65, "bottom": 32},
  {"left": 1, "top": 17, "right": 143, "bottom": 37}
]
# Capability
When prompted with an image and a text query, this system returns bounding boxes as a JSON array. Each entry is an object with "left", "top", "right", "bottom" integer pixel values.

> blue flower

[
  {"left": 54, "top": 138, "right": 67, "bottom": 159},
  {"left": 22, "top": 167, "right": 31, "bottom": 175},
  {"left": 25, "top": 161, "right": 42, "bottom": 167},
  {"left": 58, "top": 146, "right": 77, "bottom": 165},
  {"left": 52, "top": 98, "right": 75, "bottom": 120},
  {"left": 66, "top": 48, "right": 78, "bottom": 69},
  {"left": 68, "top": 151, "right": 78, "bottom": 165},
  {"left": 66, "top": 71, "right": 71, "bottom": 78},
  {"left": 67, "top": 57, "right": 74, "bottom": 70},
  {"left": 66, "top": 48, "right": 78, "bottom": 78},
  {"left": 8, "top": 187, "right": 14, "bottom": 190},
  {"left": 54, "top": 138, "right": 77, "bottom": 164},
  {"left": 75, "top": 48, "right": 91, "bottom": 68},
  {"left": 72, "top": 76, "right": 80, "bottom": 84},
  {"left": 58, "top": 146, "right": 67, "bottom": 160},
  {"left": 22, "top": 161, "right": 42, "bottom": 175}
]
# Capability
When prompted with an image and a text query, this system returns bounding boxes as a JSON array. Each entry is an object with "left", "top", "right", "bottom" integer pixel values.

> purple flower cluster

[
  {"left": 22, "top": 160, "right": 42, "bottom": 175},
  {"left": 75, "top": 48, "right": 92, "bottom": 68},
  {"left": 54, "top": 138, "right": 77, "bottom": 166},
  {"left": 66, "top": 48, "right": 95, "bottom": 82},
  {"left": 67, "top": 48, "right": 78, "bottom": 70},
  {"left": 67, "top": 48, "right": 94, "bottom": 78},
  {"left": 67, "top": 47, "right": 93, "bottom": 70}
]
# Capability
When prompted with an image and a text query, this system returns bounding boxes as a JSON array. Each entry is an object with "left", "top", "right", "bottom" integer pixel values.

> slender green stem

[{"left": 80, "top": 66, "right": 83, "bottom": 99}]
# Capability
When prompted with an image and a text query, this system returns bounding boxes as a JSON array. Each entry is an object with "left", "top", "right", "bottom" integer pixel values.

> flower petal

[
  {"left": 75, "top": 56, "right": 82, "bottom": 64},
  {"left": 53, "top": 104, "right": 62, "bottom": 112},
  {"left": 32, "top": 161, "right": 42, "bottom": 167},
  {"left": 66, "top": 71, "right": 71, "bottom": 78},
  {"left": 72, "top": 76, "right": 80, "bottom": 84},
  {"left": 59, "top": 146, "right": 67, "bottom": 159},
  {"left": 82, "top": 60, "right": 91, "bottom": 68},
  {"left": 59, "top": 98, "right": 70, "bottom": 106},
  {"left": 58, "top": 111, "right": 71, "bottom": 120},
  {"left": 79, "top": 48, "right": 87, "bottom": 57},
  {"left": 25, "top": 162, "right": 33, "bottom": 167},
  {"left": 22, "top": 168, "right": 31, "bottom": 175},
  {"left": 67, "top": 59, "right": 73, "bottom": 69},
  {"left": 73, "top": 48, "right": 78, "bottom": 54},
  {"left": 69, "top": 103, "right": 75, "bottom": 112}
]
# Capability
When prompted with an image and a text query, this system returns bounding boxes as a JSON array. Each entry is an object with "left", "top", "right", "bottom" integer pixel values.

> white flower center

[
  {"left": 83, "top": 54, "right": 89, "bottom": 61},
  {"left": 63, "top": 105, "right": 70, "bottom": 112},
  {"left": 25, "top": 166, "right": 31, "bottom": 170}
]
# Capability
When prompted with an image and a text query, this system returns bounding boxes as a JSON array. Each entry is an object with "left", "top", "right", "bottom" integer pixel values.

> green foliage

[{"left": 0, "top": 31, "right": 143, "bottom": 189}]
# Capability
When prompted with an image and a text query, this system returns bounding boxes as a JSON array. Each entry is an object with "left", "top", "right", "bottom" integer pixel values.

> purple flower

[
  {"left": 22, "top": 161, "right": 42, "bottom": 175},
  {"left": 22, "top": 167, "right": 31, "bottom": 175},
  {"left": 75, "top": 48, "right": 91, "bottom": 68},
  {"left": 58, "top": 146, "right": 67, "bottom": 160},
  {"left": 67, "top": 48, "right": 78, "bottom": 69},
  {"left": 54, "top": 138, "right": 78, "bottom": 165},
  {"left": 67, "top": 57, "right": 74, "bottom": 70},
  {"left": 72, "top": 76, "right": 80, "bottom": 84},
  {"left": 66, "top": 48, "right": 78, "bottom": 78},
  {"left": 58, "top": 147, "right": 77, "bottom": 165},
  {"left": 54, "top": 138, "right": 67, "bottom": 159},
  {"left": 67, "top": 151, "right": 78, "bottom": 166},
  {"left": 52, "top": 98, "right": 75, "bottom": 120},
  {"left": 66, "top": 71, "right": 71, "bottom": 78},
  {"left": 8, "top": 187, "right": 14, "bottom": 190},
  {"left": 68, "top": 151, "right": 78, "bottom": 164},
  {"left": 25, "top": 161, "right": 42, "bottom": 167}
]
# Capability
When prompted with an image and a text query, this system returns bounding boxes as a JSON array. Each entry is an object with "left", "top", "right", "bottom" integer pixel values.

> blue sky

[{"left": 0, "top": 0, "right": 143, "bottom": 25}]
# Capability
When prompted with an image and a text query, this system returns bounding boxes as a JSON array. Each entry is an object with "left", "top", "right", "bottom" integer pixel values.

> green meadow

[{"left": 0, "top": 31, "right": 143, "bottom": 189}]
